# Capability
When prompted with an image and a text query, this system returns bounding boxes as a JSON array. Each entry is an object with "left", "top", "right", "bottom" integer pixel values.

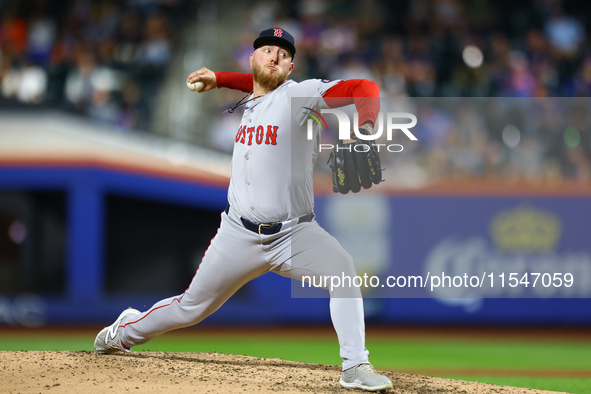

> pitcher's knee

[
  {"left": 341, "top": 255, "right": 357, "bottom": 277},
  {"left": 329, "top": 281, "right": 363, "bottom": 298}
]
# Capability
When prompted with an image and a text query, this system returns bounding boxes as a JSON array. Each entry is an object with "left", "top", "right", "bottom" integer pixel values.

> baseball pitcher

[{"left": 94, "top": 27, "right": 392, "bottom": 392}]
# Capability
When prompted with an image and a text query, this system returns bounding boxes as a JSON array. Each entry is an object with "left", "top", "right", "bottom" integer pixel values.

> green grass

[
  {"left": 0, "top": 336, "right": 92, "bottom": 351},
  {"left": 364, "top": 339, "right": 591, "bottom": 370},
  {"left": 1, "top": 331, "right": 590, "bottom": 393},
  {"left": 136, "top": 336, "right": 343, "bottom": 366}
]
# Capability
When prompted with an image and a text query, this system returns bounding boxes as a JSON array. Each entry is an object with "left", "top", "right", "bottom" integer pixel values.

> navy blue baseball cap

[{"left": 253, "top": 27, "right": 296, "bottom": 58}]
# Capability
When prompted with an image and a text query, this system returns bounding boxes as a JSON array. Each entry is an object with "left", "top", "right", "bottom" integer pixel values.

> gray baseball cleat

[
  {"left": 94, "top": 308, "right": 140, "bottom": 354},
  {"left": 340, "top": 363, "right": 393, "bottom": 391}
]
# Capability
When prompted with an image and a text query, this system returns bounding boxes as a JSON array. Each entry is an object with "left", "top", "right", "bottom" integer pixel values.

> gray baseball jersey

[
  {"left": 229, "top": 78, "right": 339, "bottom": 222},
  {"left": 118, "top": 78, "right": 370, "bottom": 370}
]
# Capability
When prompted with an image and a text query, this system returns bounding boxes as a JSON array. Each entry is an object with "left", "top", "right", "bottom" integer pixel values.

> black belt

[{"left": 225, "top": 203, "right": 314, "bottom": 235}]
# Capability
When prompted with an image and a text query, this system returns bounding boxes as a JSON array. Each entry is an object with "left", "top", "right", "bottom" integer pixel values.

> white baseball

[{"left": 187, "top": 80, "right": 204, "bottom": 92}]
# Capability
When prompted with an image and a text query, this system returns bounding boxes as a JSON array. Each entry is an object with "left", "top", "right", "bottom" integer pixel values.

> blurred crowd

[
  {"left": 220, "top": 0, "right": 591, "bottom": 185},
  {"left": 1, "top": 0, "right": 590, "bottom": 185},
  {"left": 230, "top": 0, "right": 591, "bottom": 98},
  {"left": 380, "top": 97, "right": 591, "bottom": 188},
  {"left": 0, "top": 0, "right": 186, "bottom": 131}
]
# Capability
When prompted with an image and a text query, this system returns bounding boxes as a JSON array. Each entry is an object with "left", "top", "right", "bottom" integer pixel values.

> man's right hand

[{"left": 187, "top": 67, "right": 217, "bottom": 92}]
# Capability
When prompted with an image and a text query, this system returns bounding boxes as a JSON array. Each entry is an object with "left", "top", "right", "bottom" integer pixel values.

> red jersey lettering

[
  {"left": 235, "top": 124, "right": 279, "bottom": 146},
  {"left": 255, "top": 126, "right": 264, "bottom": 144},
  {"left": 265, "top": 125, "right": 278, "bottom": 145},
  {"left": 235, "top": 125, "right": 246, "bottom": 144},
  {"left": 246, "top": 127, "right": 255, "bottom": 145}
]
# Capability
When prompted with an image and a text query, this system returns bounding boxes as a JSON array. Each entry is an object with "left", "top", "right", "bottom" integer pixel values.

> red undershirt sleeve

[
  {"left": 323, "top": 79, "right": 380, "bottom": 127},
  {"left": 215, "top": 71, "right": 253, "bottom": 93}
]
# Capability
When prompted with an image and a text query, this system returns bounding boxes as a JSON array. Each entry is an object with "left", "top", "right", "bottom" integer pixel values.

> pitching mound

[{"left": 1, "top": 351, "right": 564, "bottom": 393}]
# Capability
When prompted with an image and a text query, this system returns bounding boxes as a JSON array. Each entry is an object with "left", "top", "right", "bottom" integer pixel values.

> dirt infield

[{"left": 0, "top": 351, "right": 566, "bottom": 394}]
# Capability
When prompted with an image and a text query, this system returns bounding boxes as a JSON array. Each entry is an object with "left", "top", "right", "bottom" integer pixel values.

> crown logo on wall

[{"left": 489, "top": 206, "right": 561, "bottom": 252}]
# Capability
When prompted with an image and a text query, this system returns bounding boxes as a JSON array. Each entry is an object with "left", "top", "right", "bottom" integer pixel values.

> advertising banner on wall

[{"left": 303, "top": 193, "right": 591, "bottom": 300}]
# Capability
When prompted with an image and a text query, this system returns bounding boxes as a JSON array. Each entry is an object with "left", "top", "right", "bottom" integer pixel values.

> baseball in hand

[{"left": 187, "top": 80, "right": 204, "bottom": 92}]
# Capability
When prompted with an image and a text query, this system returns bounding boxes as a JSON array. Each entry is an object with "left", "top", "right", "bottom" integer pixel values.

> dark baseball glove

[{"left": 328, "top": 128, "right": 383, "bottom": 194}]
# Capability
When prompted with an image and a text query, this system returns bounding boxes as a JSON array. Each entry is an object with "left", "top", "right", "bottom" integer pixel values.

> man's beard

[{"left": 252, "top": 62, "right": 288, "bottom": 91}]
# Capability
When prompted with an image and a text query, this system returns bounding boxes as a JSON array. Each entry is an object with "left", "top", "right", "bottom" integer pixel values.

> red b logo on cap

[{"left": 273, "top": 28, "right": 283, "bottom": 37}]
